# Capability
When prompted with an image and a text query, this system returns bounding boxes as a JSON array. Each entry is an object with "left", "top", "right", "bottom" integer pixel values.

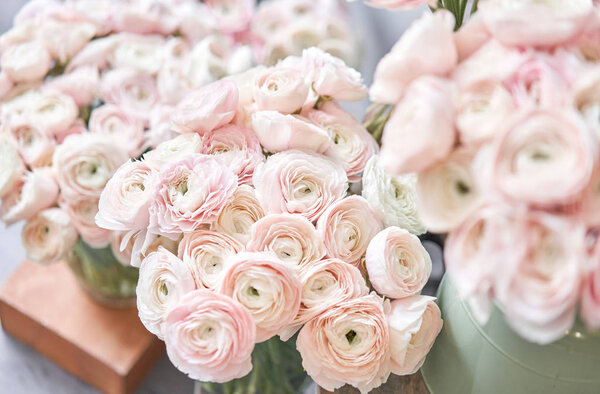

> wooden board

[
  {"left": 0, "top": 260, "right": 164, "bottom": 394},
  {"left": 317, "top": 372, "right": 429, "bottom": 394}
]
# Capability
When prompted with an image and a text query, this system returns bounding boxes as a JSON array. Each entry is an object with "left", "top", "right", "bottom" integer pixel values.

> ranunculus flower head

[{"left": 22, "top": 208, "right": 78, "bottom": 265}]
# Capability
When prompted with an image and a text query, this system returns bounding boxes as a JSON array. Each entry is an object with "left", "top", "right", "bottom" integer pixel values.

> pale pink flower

[
  {"left": 60, "top": 196, "right": 112, "bottom": 248},
  {"left": 178, "top": 230, "right": 244, "bottom": 290},
  {"left": 38, "top": 20, "right": 96, "bottom": 64},
  {"left": 54, "top": 119, "right": 86, "bottom": 144},
  {"left": 387, "top": 296, "right": 443, "bottom": 375},
  {"left": 252, "top": 67, "right": 310, "bottom": 114},
  {"left": 1, "top": 41, "right": 51, "bottom": 83},
  {"left": 204, "top": 0, "right": 254, "bottom": 33},
  {"left": 171, "top": 80, "right": 238, "bottom": 135},
  {"left": 137, "top": 247, "right": 197, "bottom": 339},
  {"left": 581, "top": 250, "right": 600, "bottom": 330},
  {"left": 27, "top": 90, "right": 78, "bottom": 137},
  {"left": 46, "top": 66, "right": 100, "bottom": 107},
  {"left": 453, "top": 14, "right": 490, "bottom": 61},
  {"left": 366, "top": 227, "right": 431, "bottom": 299},
  {"left": 111, "top": 231, "right": 179, "bottom": 268},
  {"left": 88, "top": 104, "right": 145, "bottom": 157},
  {"left": 149, "top": 155, "right": 238, "bottom": 237},
  {"left": 101, "top": 68, "right": 160, "bottom": 124},
  {"left": 253, "top": 150, "right": 348, "bottom": 222},
  {"left": 164, "top": 289, "right": 255, "bottom": 383},
  {"left": 380, "top": 76, "right": 456, "bottom": 175},
  {"left": 247, "top": 213, "right": 326, "bottom": 270},
  {"left": 212, "top": 185, "right": 265, "bottom": 244},
  {"left": 1, "top": 168, "right": 59, "bottom": 225},
  {"left": 370, "top": 10, "right": 457, "bottom": 104},
  {"left": 317, "top": 196, "right": 383, "bottom": 266},
  {"left": 1, "top": 122, "right": 54, "bottom": 169},
  {"left": 218, "top": 251, "right": 302, "bottom": 342},
  {"left": 251, "top": 111, "right": 331, "bottom": 154},
  {"left": 0, "top": 135, "right": 24, "bottom": 198},
  {"left": 580, "top": 168, "right": 600, "bottom": 227},
  {"left": 22, "top": 208, "right": 78, "bottom": 265},
  {"left": 111, "top": 1, "right": 179, "bottom": 35},
  {"left": 110, "top": 34, "right": 165, "bottom": 76},
  {"left": 297, "top": 294, "right": 391, "bottom": 393},
  {"left": 66, "top": 34, "right": 122, "bottom": 72},
  {"left": 0, "top": 72, "right": 14, "bottom": 99}
]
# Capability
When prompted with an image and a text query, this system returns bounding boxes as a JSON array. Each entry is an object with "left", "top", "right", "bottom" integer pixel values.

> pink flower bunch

[
  {"left": 0, "top": 0, "right": 358, "bottom": 267},
  {"left": 96, "top": 49, "right": 442, "bottom": 392},
  {"left": 371, "top": 1, "right": 600, "bottom": 344}
]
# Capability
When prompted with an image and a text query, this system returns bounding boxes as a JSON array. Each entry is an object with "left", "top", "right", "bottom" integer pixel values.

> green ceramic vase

[{"left": 421, "top": 276, "right": 600, "bottom": 394}]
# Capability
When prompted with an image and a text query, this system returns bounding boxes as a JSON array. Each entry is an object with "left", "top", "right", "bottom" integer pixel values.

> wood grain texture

[
  {"left": 0, "top": 261, "right": 164, "bottom": 394},
  {"left": 317, "top": 372, "right": 429, "bottom": 394}
]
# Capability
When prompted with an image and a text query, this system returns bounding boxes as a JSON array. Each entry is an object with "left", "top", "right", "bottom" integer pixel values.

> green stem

[{"left": 471, "top": 0, "right": 479, "bottom": 14}]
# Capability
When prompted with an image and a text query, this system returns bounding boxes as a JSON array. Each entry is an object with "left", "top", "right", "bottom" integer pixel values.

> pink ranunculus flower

[
  {"left": 453, "top": 13, "right": 491, "bottom": 61},
  {"left": 171, "top": 80, "right": 239, "bottom": 135},
  {"left": 111, "top": 231, "right": 179, "bottom": 268},
  {"left": 251, "top": 111, "right": 331, "bottom": 154},
  {"left": 46, "top": 66, "right": 100, "bottom": 107},
  {"left": 60, "top": 196, "right": 112, "bottom": 248},
  {"left": 22, "top": 208, "right": 78, "bottom": 265},
  {"left": 164, "top": 289, "right": 256, "bottom": 383},
  {"left": 1, "top": 41, "right": 52, "bottom": 83},
  {"left": 370, "top": 10, "right": 457, "bottom": 104},
  {"left": 1, "top": 168, "right": 59, "bottom": 225},
  {"left": 101, "top": 68, "right": 160, "bottom": 124},
  {"left": 1, "top": 120, "right": 56, "bottom": 168},
  {"left": 280, "top": 258, "right": 370, "bottom": 341},
  {"left": 88, "top": 104, "right": 145, "bottom": 157},
  {"left": 54, "top": 119, "right": 86, "bottom": 144},
  {"left": 38, "top": 20, "right": 96, "bottom": 64},
  {"left": 53, "top": 133, "right": 129, "bottom": 201},
  {"left": 142, "top": 133, "right": 203, "bottom": 171},
  {"left": 178, "top": 230, "right": 244, "bottom": 290},
  {"left": 200, "top": 124, "right": 265, "bottom": 186},
  {"left": 137, "top": 247, "right": 197, "bottom": 339},
  {"left": 253, "top": 150, "right": 348, "bottom": 222},
  {"left": 253, "top": 67, "right": 310, "bottom": 114},
  {"left": 110, "top": 34, "right": 165, "bottom": 76},
  {"left": 66, "top": 34, "right": 122, "bottom": 72},
  {"left": 204, "top": 0, "right": 254, "bottom": 33},
  {"left": 306, "top": 102, "right": 378, "bottom": 182},
  {"left": 297, "top": 294, "right": 391, "bottom": 393},
  {"left": 490, "top": 110, "right": 595, "bottom": 207},
  {"left": 387, "top": 296, "right": 443, "bottom": 375},
  {"left": 580, "top": 168, "right": 600, "bottom": 227},
  {"left": 379, "top": 76, "right": 456, "bottom": 175},
  {"left": 0, "top": 71, "right": 14, "bottom": 99},
  {"left": 26, "top": 90, "right": 79, "bottom": 137},
  {"left": 572, "top": 67, "right": 600, "bottom": 141},
  {"left": 149, "top": 154, "right": 238, "bottom": 237},
  {"left": 366, "top": 226, "right": 432, "bottom": 299},
  {"left": 479, "top": 0, "right": 593, "bottom": 48},
  {"left": 494, "top": 212, "right": 585, "bottom": 345},
  {"left": 364, "top": 0, "right": 436, "bottom": 9},
  {"left": 111, "top": 1, "right": 179, "bottom": 35},
  {"left": 0, "top": 135, "right": 25, "bottom": 198},
  {"left": 96, "top": 160, "right": 158, "bottom": 233},
  {"left": 247, "top": 213, "right": 326, "bottom": 270},
  {"left": 212, "top": 185, "right": 265, "bottom": 244},
  {"left": 416, "top": 148, "right": 481, "bottom": 233},
  {"left": 317, "top": 196, "right": 383, "bottom": 266},
  {"left": 218, "top": 251, "right": 302, "bottom": 342}
]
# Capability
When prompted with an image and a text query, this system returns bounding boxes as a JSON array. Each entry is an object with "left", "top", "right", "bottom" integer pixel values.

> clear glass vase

[
  {"left": 193, "top": 336, "right": 309, "bottom": 394},
  {"left": 421, "top": 276, "right": 600, "bottom": 394},
  {"left": 66, "top": 239, "right": 139, "bottom": 308}
]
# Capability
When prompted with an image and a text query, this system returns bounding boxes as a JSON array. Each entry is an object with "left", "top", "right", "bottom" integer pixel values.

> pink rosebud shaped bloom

[
  {"left": 218, "top": 251, "right": 302, "bottom": 342},
  {"left": 306, "top": 102, "right": 378, "bottom": 182},
  {"left": 137, "top": 247, "right": 197, "bottom": 339},
  {"left": 317, "top": 196, "right": 383, "bottom": 266},
  {"left": 60, "top": 196, "right": 112, "bottom": 248},
  {"left": 380, "top": 76, "right": 456, "bottom": 175},
  {"left": 453, "top": 13, "right": 491, "bottom": 61},
  {"left": 479, "top": 0, "right": 593, "bottom": 48},
  {"left": 247, "top": 213, "right": 326, "bottom": 270},
  {"left": 178, "top": 230, "right": 244, "bottom": 290},
  {"left": 280, "top": 258, "right": 369, "bottom": 341},
  {"left": 54, "top": 119, "right": 86, "bottom": 145},
  {"left": 251, "top": 111, "right": 331, "bottom": 154},
  {"left": 387, "top": 296, "right": 443, "bottom": 375},
  {"left": 164, "top": 289, "right": 256, "bottom": 383},
  {"left": 66, "top": 34, "right": 122, "bottom": 72},
  {"left": 149, "top": 155, "right": 238, "bottom": 237},
  {"left": 204, "top": 0, "right": 255, "bottom": 33},
  {"left": 0, "top": 135, "right": 25, "bottom": 198},
  {"left": 253, "top": 150, "right": 348, "bottom": 222},
  {"left": 494, "top": 212, "right": 585, "bottom": 345},
  {"left": 252, "top": 66, "right": 310, "bottom": 114},
  {"left": 1, "top": 41, "right": 51, "bottom": 83},
  {"left": 1, "top": 119, "right": 56, "bottom": 168},
  {"left": 297, "top": 294, "right": 391, "bottom": 393},
  {"left": 101, "top": 68, "right": 160, "bottom": 124},
  {"left": 96, "top": 160, "right": 158, "bottom": 233},
  {"left": 212, "top": 185, "right": 265, "bottom": 245},
  {"left": 22, "top": 208, "right": 78, "bottom": 265},
  {"left": 1, "top": 168, "right": 59, "bottom": 225},
  {"left": 370, "top": 10, "right": 457, "bottom": 104},
  {"left": 366, "top": 226, "right": 432, "bottom": 299},
  {"left": 491, "top": 110, "right": 595, "bottom": 207},
  {"left": 200, "top": 124, "right": 265, "bottom": 186},
  {"left": 26, "top": 89, "right": 79, "bottom": 137},
  {"left": 38, "top": 20, "right": 96, "bottom": 64},
  {"left": 88, "top": 104, "right": 145, "bottom": 158},
  {"left": 171, "top": 80, "right": 238, "bottom": 135},
  {"left": 142, "top": 133, "right": 203, "bottom": 171},
  {"left": 47, "top": 66, "right": 100, "bottom": 107}
]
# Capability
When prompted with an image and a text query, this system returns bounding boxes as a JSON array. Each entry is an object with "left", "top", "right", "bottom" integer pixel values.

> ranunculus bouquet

[
  {"left": 96, "top": 48, "right": 442, "bottom": 393},
  {"left": 369, "top": 0, "right": 600, "bottom": 344}
]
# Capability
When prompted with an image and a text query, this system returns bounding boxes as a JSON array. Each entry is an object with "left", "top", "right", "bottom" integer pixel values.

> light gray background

[{"left": 0, "top": 2, "right": 428, "bottom": 393}]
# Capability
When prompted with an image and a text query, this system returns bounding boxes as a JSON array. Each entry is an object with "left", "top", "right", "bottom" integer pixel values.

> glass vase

[
  {"left": 193, "top": 336, "right": 309, "bottom": 394},
  {"left": 421, "top": 276, "right": 600, "bottom": 394},
  {"left": 66, "top": 239, "right": 139, "bottom": 308}
]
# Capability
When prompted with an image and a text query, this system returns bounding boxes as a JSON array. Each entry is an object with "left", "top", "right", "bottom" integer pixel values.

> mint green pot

[{"left": 421, "top": 276, "right": 600, "bottom": 394}]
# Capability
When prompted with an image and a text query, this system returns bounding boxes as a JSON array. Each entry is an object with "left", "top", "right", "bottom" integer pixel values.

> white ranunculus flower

[
  {"left": 0, "top": 135, "right": 25, "bottom": 198},
  {"left": 88, "top": 104, "right": 145, "bottom": 157},
  {"left": 110, "top": 34, "right": 165, "bottom": 75},
  {"left": 61, "top": 196, "right": 112, "bottom": 248},
  {"left": 39, "top": 20, "right": 97, "bottom": 64},
  {"left": 252, "top": 66, "right": 309, "bottom": 114},
  {"left": 1, "top": 40, "right": 51, "bottom": 82},
  {"left": 142, "top": 133, "right": 203, "bottom": 171},
  {"left": 22, "top": 208, "right": 78, "bottom": 265},
  {"left": 137, "top": 247, "right": 196, "bottom": 339},
  {"left": 27, "top": 90, "right": 78, "bottom": 136},
  {"left": 1, "top": 119, "right": 56, "bottom": 168},
  {"left": 361, "top": 156, "right": 426, "bottom": 235},
  {"left": 212, "top": 185, "right": 265, "bottom": 244}
]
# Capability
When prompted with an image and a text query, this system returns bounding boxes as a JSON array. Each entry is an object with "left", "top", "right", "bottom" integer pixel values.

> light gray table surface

[{"left": 0, "top": 2, "right": 434, "bottom": 393}]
